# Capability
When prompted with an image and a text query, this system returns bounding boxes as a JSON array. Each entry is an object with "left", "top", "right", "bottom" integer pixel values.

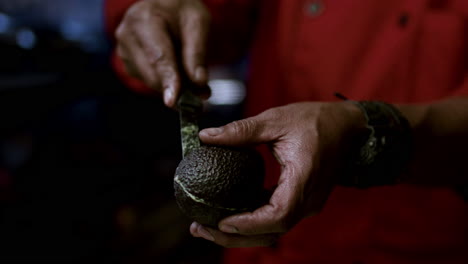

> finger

[
  {"left": 134, "top": 16, "right": 181, "bottom": 107},
  {"left": 190, "top": 222, "right": 279, "bottom": 248},
  {"left": 180, "top": 3, "right": 210, "bottom": 85},
  {"left": 199, "top": 115, "right": 277, "bottom": 146},
  {"left": 117, "top": 52, "right": 141, "bottom": 79},
  {"left": 217, "top": 175, "right": 298, "bottom": 235},
  {"left": 115, "top": 28, "right": 159, "bottom": 87},
  {"left": 218, "top": 156, "right": 334, "bottom": 236}
]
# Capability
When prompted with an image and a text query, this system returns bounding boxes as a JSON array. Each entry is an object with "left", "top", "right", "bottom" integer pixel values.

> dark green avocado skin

[{"left": 174, "top": 146, "right": 266, "bottom": 228}]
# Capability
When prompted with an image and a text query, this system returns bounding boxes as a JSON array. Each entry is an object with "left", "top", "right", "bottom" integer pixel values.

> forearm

[{"left": 398, "top": 96, "right": 468, "bottom": 186}]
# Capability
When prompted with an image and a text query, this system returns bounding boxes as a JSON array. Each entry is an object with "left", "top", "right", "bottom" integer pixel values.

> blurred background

[{"left": 0, "top": 0, "right": 247, "bottom": 262}]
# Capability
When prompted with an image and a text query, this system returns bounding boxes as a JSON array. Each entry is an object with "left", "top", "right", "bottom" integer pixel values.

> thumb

[{"left": 199, "top": 116, "right": 274, "bottom": 146}]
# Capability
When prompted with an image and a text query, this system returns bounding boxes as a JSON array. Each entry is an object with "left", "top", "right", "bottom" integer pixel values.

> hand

[
  {"left": 190, "top": 102, "right": 366, "bottom": 247},
  {"left": 115, "top": 0, "right": 210, "bottom": 107}
]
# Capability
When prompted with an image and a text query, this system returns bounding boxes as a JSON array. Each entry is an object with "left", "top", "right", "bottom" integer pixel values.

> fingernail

[
  {"left": 201, "top": 127, "right": 223, "bottom": 137},
  {"left": 220, "top": 225, "right": 239, "bottom": 234},
  {"left": 190, "top": 222, "right": 199, "bottom": 234},
  {"left": 164, "top": 89, "right": 174, "bottom": 106},
  {"left": 195, "top": 66, "right": 207, "bottom": 82},
  {"left": 198, "top": 226, "right": 215, "bottom": 241}
]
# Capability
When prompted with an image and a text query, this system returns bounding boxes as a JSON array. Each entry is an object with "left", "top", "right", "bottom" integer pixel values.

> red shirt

[{"left": 105, "top": 0, "right": 468, "bottom": 263}]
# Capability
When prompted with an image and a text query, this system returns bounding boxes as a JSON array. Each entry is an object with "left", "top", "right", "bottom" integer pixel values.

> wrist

[
  {"left": 336, "top": 98, "right": 413, "bottom": 188},
  {"left": 338, "top": 101, "right": 368, "bottom": 137}
]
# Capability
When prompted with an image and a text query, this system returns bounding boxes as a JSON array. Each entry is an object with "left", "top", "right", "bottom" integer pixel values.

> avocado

[{"left": 174, "top": 146, "right": 266, "bottom": 228}]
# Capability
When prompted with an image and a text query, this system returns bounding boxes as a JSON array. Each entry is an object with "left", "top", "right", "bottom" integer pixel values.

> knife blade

[{"left": 177, "top": 89, "right": 203, "bottom": 158}]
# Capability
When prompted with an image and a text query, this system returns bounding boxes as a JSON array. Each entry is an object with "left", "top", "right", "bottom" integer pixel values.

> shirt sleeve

[{"left": 104, "top": 0, "right": 258, "bottom": 94}]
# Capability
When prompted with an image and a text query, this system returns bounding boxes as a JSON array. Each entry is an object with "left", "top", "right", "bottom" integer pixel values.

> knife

[{"left": 177, "top": 89, "right": 203, "bottom": 158}]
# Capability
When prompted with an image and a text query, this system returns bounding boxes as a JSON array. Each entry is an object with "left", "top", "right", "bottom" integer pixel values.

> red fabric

[
  {"left": 104, "top": 0, "right": 468, "bottom": 263},
  {"left": 204, "top": 0, "right": 259, "bottom": 64}
]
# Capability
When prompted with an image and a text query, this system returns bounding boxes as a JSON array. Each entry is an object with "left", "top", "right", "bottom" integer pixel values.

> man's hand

[
  {"left": 115, "top": 0, "right": 210, "bottom": 107},
  {"left": 190, "top": 102, "right": 366, "bottom": 247}
]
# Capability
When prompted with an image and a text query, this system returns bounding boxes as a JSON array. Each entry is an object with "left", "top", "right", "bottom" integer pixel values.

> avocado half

[{"left": 174, "top": 146, "right": 266, "bottom": 228}]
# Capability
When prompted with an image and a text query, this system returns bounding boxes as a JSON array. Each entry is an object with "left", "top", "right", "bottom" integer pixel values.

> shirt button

[
  {"left": 305, "top": 0, "right": 325, "bottom": 17},
  {"left": 398, "top": 12, "right": 410, "bottom": 27}
]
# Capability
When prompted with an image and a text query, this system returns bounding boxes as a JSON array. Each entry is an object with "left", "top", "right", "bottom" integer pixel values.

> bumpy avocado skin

[
  {"left": 174, "top": 181, "right": 243, "bottom": 227},
  {"left": 174, "top": 146, "right": 265, "bottom": 228}
]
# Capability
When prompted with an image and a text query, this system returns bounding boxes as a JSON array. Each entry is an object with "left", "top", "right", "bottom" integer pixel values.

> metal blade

[{"left": 178, "top": 90, "right": 203, "bottom": 158}]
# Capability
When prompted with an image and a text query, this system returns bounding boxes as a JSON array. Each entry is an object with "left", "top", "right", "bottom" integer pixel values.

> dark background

[{"left": 0, "top": 1, "right": 244, "bottom": 262}]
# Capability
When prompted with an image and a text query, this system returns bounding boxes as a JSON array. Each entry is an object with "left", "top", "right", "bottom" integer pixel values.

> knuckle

[
  {"left": 191, "top": 9, "right": 209, "bottom": 25},
  {"left": 259, "top": 108, "right": 279, "bottom": 124},
  {"left": 117, "top": 4, "right": 161, "bottom": 40},
  {"left": 187, "top": 2, "right": 210, "bottom": 23},
  {"left": 126, "top": 1, "right": 150, "bottom": 18},
  {"left": 230, "top": 119, "right": 256, "bottom": 137},
  {"left": 114, "top": 24, "right": 126, "bottom": 41},
  {"left": 148, "top": 49, "right": 174, "bottom": 70},
  {"left": 124, "top": 2, "right": 146, "bottom": 23},
  {"left": 148, "top": 12, "right": 167, "bottom": 26},
  {"left": 149, "top": 50, "right": 167, "bottom": 66},
  {"left": 125, "top": 2, "right": 167, "bottom": 27},
  {"left": 263, "top": 107, "right": 283, "bottom": 119},
  {"left": 182, "top": 7, "right": 210, "bottom": 33},
  {"left": 258, "top": 107, "right": 288, "bottom": 135}
]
